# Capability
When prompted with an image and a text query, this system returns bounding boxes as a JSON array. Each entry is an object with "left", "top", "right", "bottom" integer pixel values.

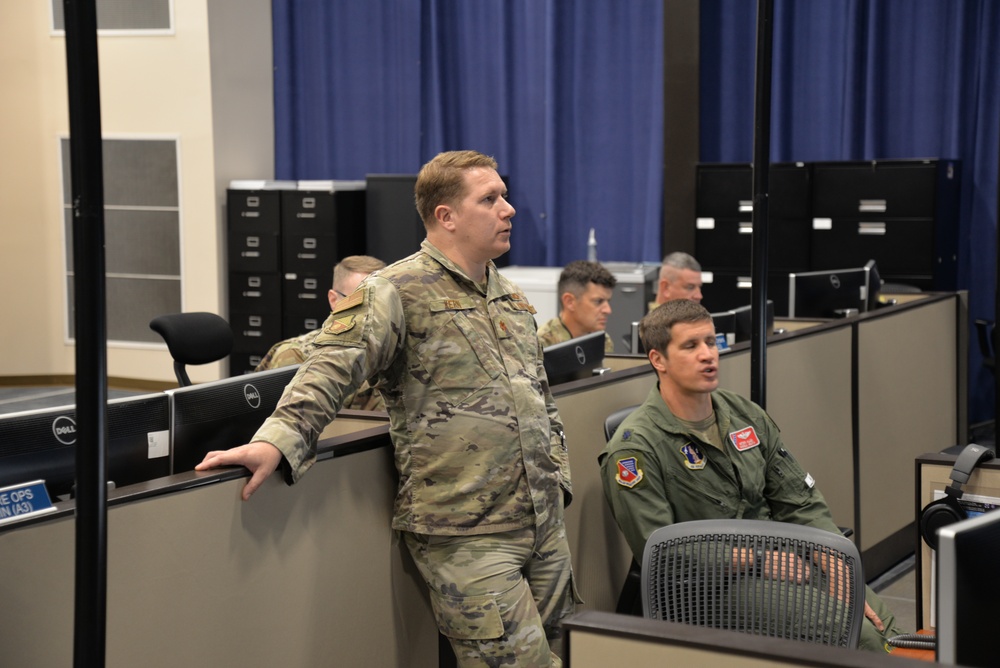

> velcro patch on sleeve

[
  {"left": 324, "top": 314, "right": 356, "bottom": 335},
  {"left": 429, "top": 297, "right": 477, "bottom": 312},
  {"left": 332, "top": 288, "right": 365, "bottom": 314}
]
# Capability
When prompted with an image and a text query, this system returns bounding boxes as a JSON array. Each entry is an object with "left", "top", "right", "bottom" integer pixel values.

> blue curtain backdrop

[
  {"left": 701, "top": 0, "right": 999, "bottom": 424},
  {"left": 273, "top": 0, "right": 998, "bottom": 423},
  {"left": 272, "top": 0, "right": 664, "bottom": 266}
]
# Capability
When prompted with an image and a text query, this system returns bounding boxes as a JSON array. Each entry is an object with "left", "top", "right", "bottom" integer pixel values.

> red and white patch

[{"left": 729, "top": 426, "right": 761, "bottom": 452}]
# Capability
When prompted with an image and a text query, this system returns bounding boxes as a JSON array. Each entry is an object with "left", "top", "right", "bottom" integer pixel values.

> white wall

[{"left": 0, "top": 0, "right": 274, "bottom": 385}]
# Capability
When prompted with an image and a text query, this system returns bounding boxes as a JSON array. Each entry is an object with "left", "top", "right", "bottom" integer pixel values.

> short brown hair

[
  {"left": 414, "top": 150, "right": 498, "bottom": 226},
  {"left": 557, "top": 260, "right": 617, "bottom": 297},
  {"left": 332, "top": 255, "right": 386, "bottom": 291},
  {"left": 640, "top": 299, "right": 712, "bottom": 354}
]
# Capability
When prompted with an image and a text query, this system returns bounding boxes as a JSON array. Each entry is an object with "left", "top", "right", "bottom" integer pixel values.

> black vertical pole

[
  {"left": 63, "top": 1, "right": 109, "bottom": 665},
  {"left": 995, "top": 115, "right": 1000, "bottom": 433},
  {"left": 750, "top": 0, "right": 774, "bottom": 408}
]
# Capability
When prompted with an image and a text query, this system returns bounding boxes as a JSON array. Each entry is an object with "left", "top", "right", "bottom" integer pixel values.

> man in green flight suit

[
  {"left": 598, "top": 298, "right": 907, "bottom": 653},
  {"left": 197, "top": 150, "right": 577, "bottom": 667}
]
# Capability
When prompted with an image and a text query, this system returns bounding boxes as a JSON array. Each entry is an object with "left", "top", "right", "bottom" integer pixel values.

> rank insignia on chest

[
  {"left": 615, "top": 457, "right": 644, "bottom": 488},
  {"left": 730, "top": 426, "right": 761, "bottom": 452},
  {"left": 680, "top": 443, "right": 706, "bottom": 470}
]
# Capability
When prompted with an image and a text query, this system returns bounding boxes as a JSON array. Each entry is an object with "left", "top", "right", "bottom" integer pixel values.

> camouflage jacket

[
  {"left": 536, "top": 317, "right": 615, "bottom": 353},
  {"left": 253, "top": 240, "right": 570, "bottom": 535},
  {"left": 255, "top": 329, "right": 384, "bottom": 411}
]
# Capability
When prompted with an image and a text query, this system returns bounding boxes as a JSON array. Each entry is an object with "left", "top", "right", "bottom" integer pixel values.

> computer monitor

[
  {"left": 730, "top": 300, "right": 775, "bottom": 343},
  {"left": 168, "top": 365, "right": 300, "bottom": 474},
  {"left": 936, "top": 507, "right": 1000, "bottom": 667},
  {"left": 787, "top": 261, "right": 879, "bottom": 318},
  {"left": 710, "top": 310, "right": 737, "bottom": 342},
  {"left": 864, "top": 259, "right": 883, "bottom": 311},
  {"left": 542, "top": 331, "right": 607, "bottom": 385},
  {"left": 0, "top": 393, "right": 171, "bottom": 498}
]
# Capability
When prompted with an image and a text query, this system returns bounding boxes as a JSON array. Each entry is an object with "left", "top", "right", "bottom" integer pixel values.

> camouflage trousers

[{"left": 403, "top": 521, "right": 579, "bottom": 668}]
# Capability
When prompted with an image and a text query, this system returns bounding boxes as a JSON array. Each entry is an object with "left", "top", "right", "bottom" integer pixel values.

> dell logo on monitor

[
  {"left": 52, "top": 416, "right": 77, "bottom": 445},
  {"left": 243, "top": 384, "right": 261, "bottom": 408},
  {"left": 575, "top": 345, "right": 587, "bottom": 365}
]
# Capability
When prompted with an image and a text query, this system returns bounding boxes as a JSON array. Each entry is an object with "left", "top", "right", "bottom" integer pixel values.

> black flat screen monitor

[
  {"left": 168, "top": 365, "right": 300, "bottom": 474},
  {"left": 0, "top": 393, "right": 171, "bottom": 498},
  {"left": 864, "top": 259, "right": 883, "bottom": 311},
  {"left": 710, "top": 311, "right": 736, "bottom": 342},
  {"left": 543, "top": 331, "right": 606, "bottom": 385},
  {"left": 787, "top": 261, "right": 879, "bottom": 318},
  {"left": 936, "top": 507, "right": 1000, "bottom": 667},
  {"left": 730, "top": 300, "right": 775, "bottom": 343}
]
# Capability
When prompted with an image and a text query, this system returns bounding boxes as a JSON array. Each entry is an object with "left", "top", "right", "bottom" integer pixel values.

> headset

[{"left": 919, "top": 443, "right": 995, "bottom": 550}]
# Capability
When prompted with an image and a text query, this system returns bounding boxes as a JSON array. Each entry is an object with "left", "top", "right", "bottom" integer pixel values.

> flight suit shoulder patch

[{"left": 615, "top": 456, "right": 644, "bottom": 488}]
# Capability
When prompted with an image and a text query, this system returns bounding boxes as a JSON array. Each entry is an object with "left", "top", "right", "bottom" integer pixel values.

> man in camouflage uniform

[
  {"left": 536, "top": 260, "right": 616, "bottom": 354},
  {"left": 198, "top": 151, "right": 578, "bottom": 666},
  {"left": 598, "top": 299, "right": 906, "bottom": 653},
  {"left": 653, "top": 251, "right": 703, "bottom": 308},
  {"left": 255, "top": 255, "right": 386, "bottom": 411}
]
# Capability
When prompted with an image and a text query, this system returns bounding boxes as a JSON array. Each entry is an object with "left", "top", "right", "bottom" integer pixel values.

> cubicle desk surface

[
  {"left": 915, "top": 452, "right": 1000, "bottom": 630},
  {"left": 0, "top": 412, "right": 426, "bottom": 668},
  {"left": 563, "top": 611, "right": 939, "bottom": 667}
]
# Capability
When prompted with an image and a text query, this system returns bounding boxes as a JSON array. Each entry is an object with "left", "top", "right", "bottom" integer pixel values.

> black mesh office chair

[
  {"left": 604, "top": 404, "right": 642, "bottom": 615},
  {"left": 149, "top": 312, "right": 234, "bottom": 386},
  {"left": 642, "top": 519, "right": 865, "bottom": 648}
]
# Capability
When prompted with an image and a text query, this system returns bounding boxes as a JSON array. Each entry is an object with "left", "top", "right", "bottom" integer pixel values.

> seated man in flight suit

[{"left": 599, "top": 298, "right": 907, "bottom": 653}]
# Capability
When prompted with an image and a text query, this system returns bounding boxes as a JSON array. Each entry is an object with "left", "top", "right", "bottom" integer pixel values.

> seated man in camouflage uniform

[
  {"left": 599, "top": 299, "right": 907, "bottom": 653},
  {"left": 255, "top": 255, "right": 385, "bottom": 411},
  {"left": 653, "top": 251, "right": 703, "bottom": 308},
  {"left": 198, "top": 151, "right": 578, "bottom": 667},
  {"left": 536, "top": 260, "right": 616, "bottom": 353}
]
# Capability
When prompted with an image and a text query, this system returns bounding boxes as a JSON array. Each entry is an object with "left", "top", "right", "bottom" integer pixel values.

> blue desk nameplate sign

[{"left": 0, "top": 480, "right": 57, "bottom": 526}]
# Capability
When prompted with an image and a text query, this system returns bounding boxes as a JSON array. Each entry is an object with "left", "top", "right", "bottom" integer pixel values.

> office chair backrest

[
  {"left": 642, "top": 519, "right": 864, "bottom": 648},
  {"left": 604, "top": 404, "right": 642, "bottom": 615},
  {"left": 604, "top": 404, "right": 640, "bottom": 442},
  {"left": 149, "top": 312, "right": 234, "bottom": 386}
]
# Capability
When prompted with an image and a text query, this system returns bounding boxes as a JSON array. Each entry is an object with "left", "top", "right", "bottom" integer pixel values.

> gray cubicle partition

[{"left": 0, "top": 294, "right": 964, "bottom": 666}]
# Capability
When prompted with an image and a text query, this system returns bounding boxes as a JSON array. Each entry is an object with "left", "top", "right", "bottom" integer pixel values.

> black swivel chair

[
  {"left": 603, "top": 404, "right": 643, "bottom": 616},
  {"left": 149, "top": 312, "right": 234, "bottom": 386}
]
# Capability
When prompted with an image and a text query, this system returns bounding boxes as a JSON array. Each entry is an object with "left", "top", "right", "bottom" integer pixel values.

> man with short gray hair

[{"left": 655, "top": 251, "right": 703, "bottom": 305}]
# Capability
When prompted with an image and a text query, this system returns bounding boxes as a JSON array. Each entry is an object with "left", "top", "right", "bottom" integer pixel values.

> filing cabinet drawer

[
  {"left": 809, "top": 218, "right": 935, "bottom": 277},
  {"left": 696, "top": 217, "right": 811, "bottom": 272},
  {"left": 811, "top": 161, "right": 940, "bottom": 219},
  {"left": 696, "top": 163, "right": 811, "bottom": 219},
  {"left": 228, "top": 231, "right": 280, "bottom": 273},
  {"left": 230, "top": 311, "right": 283, "bottom": 354},
  {"left": 229, "top": 272, "right": 281, "bottom": 314}
]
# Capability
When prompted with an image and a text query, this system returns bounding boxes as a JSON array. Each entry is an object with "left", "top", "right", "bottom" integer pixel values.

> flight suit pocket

[{"left": 428, "top": 590, "right": 505, "bottom": 641}]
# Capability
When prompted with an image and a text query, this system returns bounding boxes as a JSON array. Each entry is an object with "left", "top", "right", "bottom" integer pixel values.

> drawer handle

[
  {"left": 619, "top": 286, "right": 638, "bottom": 294},
  {"left": 738, "top": 200, "right": 753, "bottom": 213},
  {"left": 858, "top": 222, "right": 886, "bottom": 236},
  {"left": 858, "top": 199, "right": 887, "bottom": 213},
  {"left": 738, "top": 222, "right": 753, "bottom": 234}
]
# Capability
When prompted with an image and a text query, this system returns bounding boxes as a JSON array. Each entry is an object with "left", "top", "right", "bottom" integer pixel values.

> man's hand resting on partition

[{"left": 195, "top": 441, "right": 283, "bottom": 501}]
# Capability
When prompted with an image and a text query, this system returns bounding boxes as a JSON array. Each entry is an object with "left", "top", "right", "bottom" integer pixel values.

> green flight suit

[{"left": 598, "top": 385, "right": 907, "bottom": 653}]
